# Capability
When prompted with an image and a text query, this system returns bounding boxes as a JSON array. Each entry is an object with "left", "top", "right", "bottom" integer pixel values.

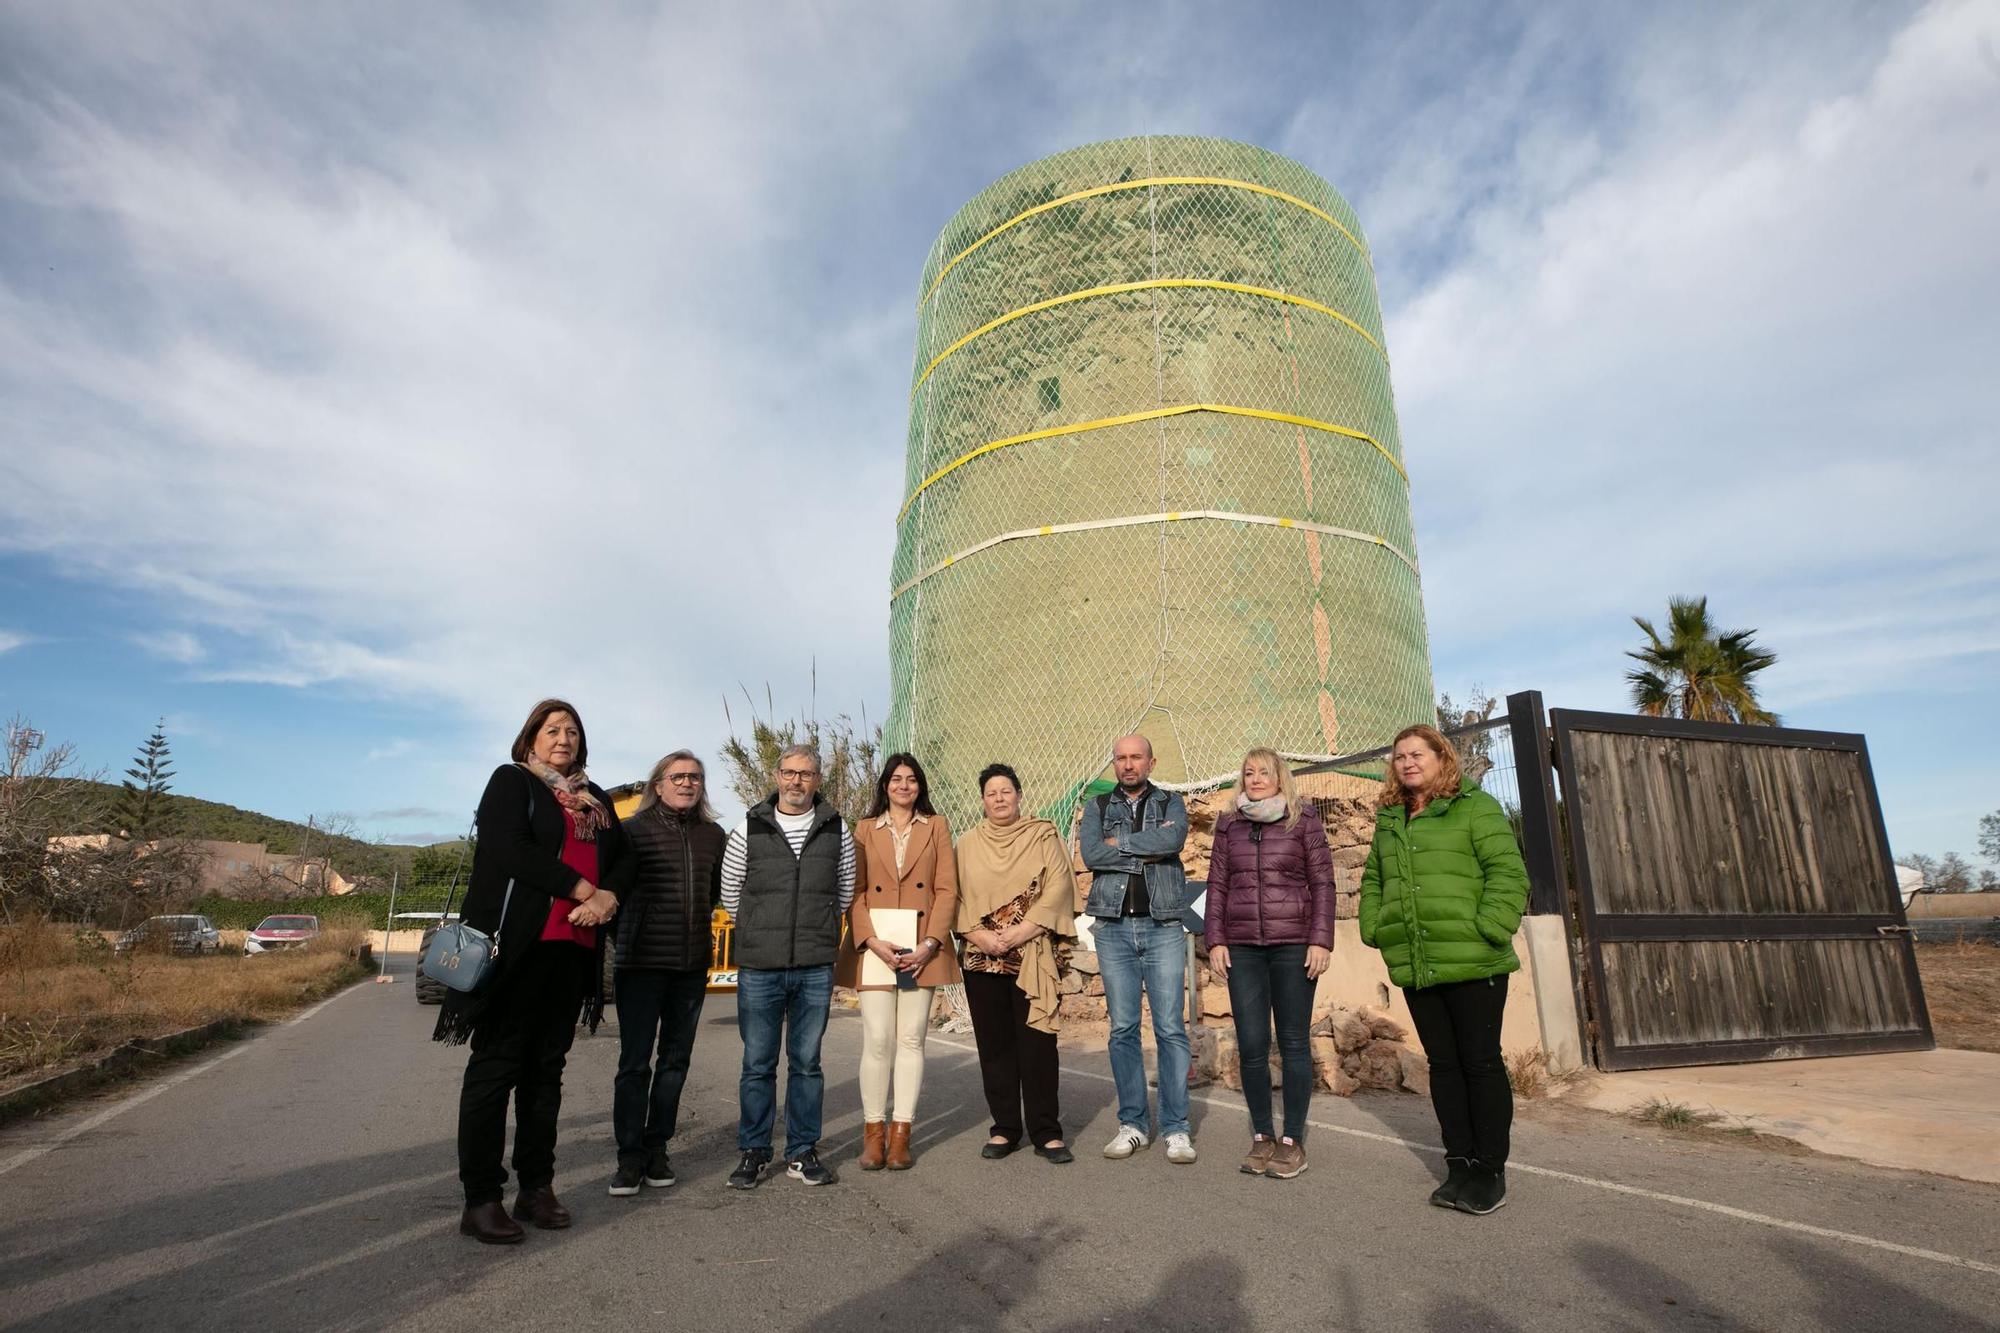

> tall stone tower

[{"left": 886, "top": 136, "right": 1433, "bottom": 828}]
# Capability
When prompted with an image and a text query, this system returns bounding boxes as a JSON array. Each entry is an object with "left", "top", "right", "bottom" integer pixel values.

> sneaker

[
  {"left": 786, "top": 1148, "right": 835, "bottom": 1186},
  {"left": 1164, "top": 1132, "right": 1197, "bottom": 1165},
  {"left": 1454, "top": 1163, "right": 1507, "bottom": 1215},
  {"left": 1102, "top": 1125, "right": 1151, "bottom": 1159},
  {"left": 1266, "top": 1138, "right": 1308, "bottom": 1180},
  {"left": 643, "top": 1150, "right": 675, "bottom": 1188},
  {"left": 1240, "top": 1136, "right": 1277, "bottom": 1176},
  {"left": 607, "top": 1164, "right": 643, "bottom": 1197},
  {"left": 727, "top": 1150, "right": 771, "bottom": 1190}
]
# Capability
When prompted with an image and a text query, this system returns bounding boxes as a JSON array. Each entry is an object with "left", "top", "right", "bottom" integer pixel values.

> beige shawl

[{"left": 955, "top": 816, "right": 1079, "bottom": 1033}]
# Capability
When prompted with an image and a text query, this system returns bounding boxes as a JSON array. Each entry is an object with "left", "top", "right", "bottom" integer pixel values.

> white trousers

[{"left": 857, "top": 986, "right": 934, "bottom": 1123}]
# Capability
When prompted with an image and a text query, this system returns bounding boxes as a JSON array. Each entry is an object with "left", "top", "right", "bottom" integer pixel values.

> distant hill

[{"left": 46, "top": 780, "right": 460, "bottom": 884}]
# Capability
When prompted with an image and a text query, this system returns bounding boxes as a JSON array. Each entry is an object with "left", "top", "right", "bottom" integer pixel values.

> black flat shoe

[
  {"left": 1033, "top": 1142, "right": 1074, "bottom": 1164},
  {"left": 980, "top": 1140, "right": 1021, "bottom": 1159}
]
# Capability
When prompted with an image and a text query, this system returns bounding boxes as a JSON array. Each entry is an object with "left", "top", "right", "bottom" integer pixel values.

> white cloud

[
  {"left": 365, "top": 739, "right": 418, "bottom": 763},
  {"left": 132, "top": 629, "right": 205, "bottom": 664},
  {"left": 0, "top": 3, "right": 976, "bottom": 782},
  {"left": 1382, "top": 0, "right": 2000, "bottom": 708},
  {"left": 0, "top": 630, "right": 27, "bottom": 655}
]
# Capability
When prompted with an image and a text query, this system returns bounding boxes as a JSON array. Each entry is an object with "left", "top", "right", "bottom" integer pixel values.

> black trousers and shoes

[
  {"left": 612, "top": 966, "right": 708, "bottom": 1177},
  {"left": 457, "top": 941, "right": 590, "bottom": 1210},
  {"left": 1404, "top": 975, "right": 1512, "bottom": 1214},
  {"left": 962, "top": 970, "right": 1063, "bottom": 1152}
]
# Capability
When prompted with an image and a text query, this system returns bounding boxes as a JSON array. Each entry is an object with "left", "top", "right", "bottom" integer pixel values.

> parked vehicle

[
  {"left": 244, "top": 914, "right": 321, "bottom": 954},
  {"left": 115, "top": 914, "right": 222, "bottom": 956}
]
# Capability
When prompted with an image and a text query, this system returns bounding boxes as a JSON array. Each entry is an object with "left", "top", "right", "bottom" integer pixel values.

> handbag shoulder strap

[{"left": 441, "top": 778, "right": 535, "bottom": 926}]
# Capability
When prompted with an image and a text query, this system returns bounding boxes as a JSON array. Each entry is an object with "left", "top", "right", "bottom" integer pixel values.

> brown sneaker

[
  {"left": 1240, "top": 1135, "right": 1278, "bottom": 1176},
  {"left": 1266, "top": 1138, "right": 1308, "bottom": 1180}
]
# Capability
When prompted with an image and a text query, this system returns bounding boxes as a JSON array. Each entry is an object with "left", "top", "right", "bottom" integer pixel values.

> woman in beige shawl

[{"left": 955, "top": 762, "right": 1080, "bottom": 1164}]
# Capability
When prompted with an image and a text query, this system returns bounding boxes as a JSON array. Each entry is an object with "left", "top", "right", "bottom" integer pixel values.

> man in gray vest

[{"left": 719, "top": 744, "right": 856, "bottom": 1188}]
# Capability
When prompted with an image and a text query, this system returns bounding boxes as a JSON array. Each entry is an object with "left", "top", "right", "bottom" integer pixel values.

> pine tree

[{"left": 115, "top": 720, "right": 178, "bottom": 840}]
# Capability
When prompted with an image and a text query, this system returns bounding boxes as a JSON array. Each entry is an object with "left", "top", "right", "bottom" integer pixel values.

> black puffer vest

[
  {"left": 733, "top": 795, "right": 846, "bottom": 970},
  {"left": 617, "top": 804, "right": 724, "bottom": 972}
]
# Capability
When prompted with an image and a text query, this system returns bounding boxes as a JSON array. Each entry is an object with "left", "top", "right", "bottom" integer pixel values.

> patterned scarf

[{"left": 517, "top": 760, "right": 609, "bottom": 841}]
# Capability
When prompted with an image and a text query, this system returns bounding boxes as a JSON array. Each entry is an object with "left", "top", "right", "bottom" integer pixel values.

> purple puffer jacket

[{"left": 1203, "top": 801, "right": 1335, "bottom": 949}]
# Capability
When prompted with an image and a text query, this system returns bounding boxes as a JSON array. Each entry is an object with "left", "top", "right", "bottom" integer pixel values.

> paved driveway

[{"left": 1, "top": 956, "right": 1995, "bottom": 1331}]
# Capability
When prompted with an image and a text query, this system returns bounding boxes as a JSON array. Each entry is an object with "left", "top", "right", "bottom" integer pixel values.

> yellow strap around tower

[
  {"left": 896, "top": 402, "right": 1405, "bottom": 524},
  {"left": 911, "top": 278, "right": 1384, "bottom": 399},
  {"left": 920, "top": 175, "right": 1370, "bottom": 308}
]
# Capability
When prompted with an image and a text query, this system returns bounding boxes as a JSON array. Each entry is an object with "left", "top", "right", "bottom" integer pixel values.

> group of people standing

[{"left": 438, "top": 697, "right": 1529, "bottom": 1245}]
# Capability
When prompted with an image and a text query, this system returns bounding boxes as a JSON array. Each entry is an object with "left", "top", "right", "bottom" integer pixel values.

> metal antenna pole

[{"left": 377, "top": 868, "right": 398, "bottom": 982}]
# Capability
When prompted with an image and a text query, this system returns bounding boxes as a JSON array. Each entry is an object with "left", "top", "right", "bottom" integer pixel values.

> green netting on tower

[{"left": 885, "top": 136, "right": 1435, "bottom": 831}]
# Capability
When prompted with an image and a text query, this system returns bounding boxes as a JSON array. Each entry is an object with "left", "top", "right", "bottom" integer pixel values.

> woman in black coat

[{"left": 438, "top": 697, "right": 634, "bottom": 1244}]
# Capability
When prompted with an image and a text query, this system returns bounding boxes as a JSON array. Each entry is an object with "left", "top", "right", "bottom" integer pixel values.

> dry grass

[
  {"left": 1504, "top": 1046, "right": 1584, "bottom": 1100},
  {"left": 1632, "top": 1096, "right": 1723, "bottom": 1130},
  {"left": 1914, "top": 940, "right": 2000, "bottom": 1054},
  {"left": 0, "top": 916, "right": 365, "bottom": 1087}
]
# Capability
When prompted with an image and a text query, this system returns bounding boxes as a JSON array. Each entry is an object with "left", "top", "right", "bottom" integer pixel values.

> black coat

[
  {"left": 434, "top": 763, "right": 635, "bottom": 1043},
  {"left": 616, "top": 804, "right": 724, "bottom": 972}
]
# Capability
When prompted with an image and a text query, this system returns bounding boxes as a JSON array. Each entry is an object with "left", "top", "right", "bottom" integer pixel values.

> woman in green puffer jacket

[{"left": 1359, "top": 724, "right": 1528, "bottom": 1217}]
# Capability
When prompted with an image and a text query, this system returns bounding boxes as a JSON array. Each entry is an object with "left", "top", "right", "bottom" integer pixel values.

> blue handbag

[{"left": 421, "top": 787, "right": 529, "bottom": 993}]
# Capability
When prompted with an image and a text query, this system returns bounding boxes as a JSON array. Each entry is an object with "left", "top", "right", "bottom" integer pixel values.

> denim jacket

[{"left": 1079, "top": 784, "right": 1189, "bottom": 920}]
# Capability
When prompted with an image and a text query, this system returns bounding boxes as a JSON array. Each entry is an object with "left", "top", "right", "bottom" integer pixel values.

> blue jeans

[
  {"left": 1094, "top": 915, "right": 1191, "bottom": 1138},
  {"left": 1225, "top": 943, "right": 1315, "bottom": 1141},
  {"left": 736, "top": 964, "right": 832, "bottom": 1159}
]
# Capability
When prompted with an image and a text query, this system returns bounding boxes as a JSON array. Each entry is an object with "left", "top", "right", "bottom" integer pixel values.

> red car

[{"left": 244, "top": 913, "right": 320, "bottom": 954}]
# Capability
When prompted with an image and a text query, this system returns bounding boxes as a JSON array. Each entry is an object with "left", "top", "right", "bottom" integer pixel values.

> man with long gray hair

[
  {"left": 719, "top": 744, "right": 856, "bottom": 1188},
  {"left": 608, "top": 750, "right": 724, "bottom": 1198}
]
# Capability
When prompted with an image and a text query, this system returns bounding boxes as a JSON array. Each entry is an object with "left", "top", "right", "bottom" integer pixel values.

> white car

[{"left": 244, "top": 913, "right": 320, "bottom": 954}]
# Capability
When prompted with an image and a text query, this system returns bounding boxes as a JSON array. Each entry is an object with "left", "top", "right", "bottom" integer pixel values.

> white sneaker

[
  {"left": 1165, "top": 1133, "right": 1197, "bottom": 1165},
  {"left": 1103, "top": 1125, "right": 1151, "bottom": 1159}
]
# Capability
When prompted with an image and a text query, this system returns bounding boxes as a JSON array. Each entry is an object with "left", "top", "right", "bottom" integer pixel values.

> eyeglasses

[
  {"left": 663, "top": 773, "right": 703, "bottom": 786},
  {"left": 777, "top": 768, "right": 819, "bottom": 782}
]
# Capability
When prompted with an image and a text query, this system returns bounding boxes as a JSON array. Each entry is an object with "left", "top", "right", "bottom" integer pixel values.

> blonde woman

[
  {"left": 1203, "top": 748, "right": 1334, "bottom": 1181},
  {"left": 1360, "top": 725, "right": 1527, "bottom": 1215},
  {"left": 833, "top": 753, "right": 960, "bottom": 1171}
]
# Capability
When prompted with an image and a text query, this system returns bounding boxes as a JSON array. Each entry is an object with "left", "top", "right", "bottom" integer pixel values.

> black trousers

[
  {"left": 1404, "top": 975, "right": 1512, "bottom": 1166},
  {"left": 457, "top": 942, "right": 588, "bottom": 1205},
  {"left": 962, "top": 970, "right": 1062, "bottom": 1147},
  {"left": 612, "top": 966, "right": 708, "bottom": 1168}
]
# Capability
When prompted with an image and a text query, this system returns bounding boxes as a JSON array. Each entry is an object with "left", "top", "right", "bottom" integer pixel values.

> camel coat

[{"left": 833, "top": 812, "right": 964, "bottom": 991}]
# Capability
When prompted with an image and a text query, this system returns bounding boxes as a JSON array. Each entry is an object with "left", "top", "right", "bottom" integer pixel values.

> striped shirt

[{"left": 719, "top": 804, "right": 856, "bottom": 918}]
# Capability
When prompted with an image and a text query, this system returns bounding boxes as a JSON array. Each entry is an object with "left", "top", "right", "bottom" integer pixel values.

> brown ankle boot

[
  {"left": 858, "top": 1120, "right": 888, "bottom": 1170},
  {"left": 511, "top": 1186, "right": 571, "bottom": 1229},
  {"left": 886, "top": 1121, "right": 914, "bottom": 1171},
  {"left": 460, "top": 1200, "right": 524, "bottom": 1244}
]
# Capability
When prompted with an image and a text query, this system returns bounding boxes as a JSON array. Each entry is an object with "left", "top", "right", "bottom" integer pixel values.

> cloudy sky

[{"left": 1, "top": 1, "right": 1994, "bottom": 863}]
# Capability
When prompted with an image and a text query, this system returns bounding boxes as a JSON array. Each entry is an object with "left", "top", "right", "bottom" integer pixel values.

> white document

[{"left": 859, "top": 907, "right": 921, "bottom": 987}]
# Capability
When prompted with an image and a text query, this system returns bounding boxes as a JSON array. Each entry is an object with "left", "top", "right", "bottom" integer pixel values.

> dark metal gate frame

[{"left": 1550, "top": 708, "right": 1934, "bottom": 1070}]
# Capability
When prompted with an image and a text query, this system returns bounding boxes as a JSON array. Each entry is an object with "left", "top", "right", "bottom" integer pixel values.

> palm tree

[{"left": 1625, "top": 596, "right": 1779, "bottom": 725}]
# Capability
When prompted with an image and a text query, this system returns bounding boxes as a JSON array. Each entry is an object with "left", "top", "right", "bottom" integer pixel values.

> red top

[{"left": 541, "top": 806, "right": 599, "bottom": 947}]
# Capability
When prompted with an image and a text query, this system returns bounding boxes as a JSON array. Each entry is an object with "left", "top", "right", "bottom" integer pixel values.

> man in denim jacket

[{"left": 1079, "top": 735, "right": 1195, "bottom": 1164}]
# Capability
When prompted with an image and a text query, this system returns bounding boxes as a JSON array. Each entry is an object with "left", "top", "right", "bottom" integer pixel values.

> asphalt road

[{"left": 1, "top": 953, "right": 1996, "bottom": 1332}]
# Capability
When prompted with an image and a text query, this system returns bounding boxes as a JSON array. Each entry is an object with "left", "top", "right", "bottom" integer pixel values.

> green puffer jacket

[{"left": 1358, "top": 781, "right": 1529, "bottom": 990}]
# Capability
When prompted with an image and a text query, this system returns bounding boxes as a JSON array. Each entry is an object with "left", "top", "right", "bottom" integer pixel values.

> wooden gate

[{"left": 1552, "top": 710, "right": 1932, "bottom": 1071}]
